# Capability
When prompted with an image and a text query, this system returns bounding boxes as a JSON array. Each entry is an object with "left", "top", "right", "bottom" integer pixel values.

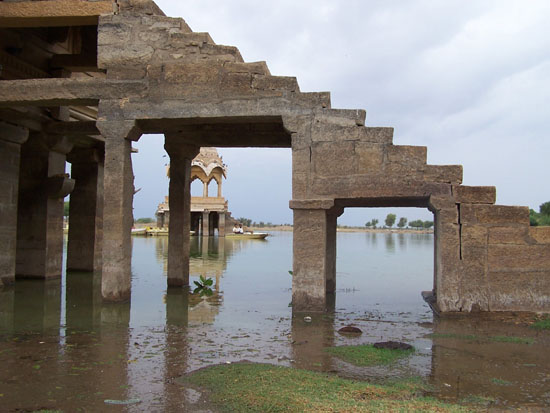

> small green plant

[
  {"left": 325, "top": 344, "right": 414, "bottom": 367},
  {"left": 193, "top": 275, "right": 214, "bottom": 297},
  {"left": 288, "top": 270, "right": 293, "bottom": 276},
  {"left": 531, "top": 317, "right": 550, "bottom": 330}
]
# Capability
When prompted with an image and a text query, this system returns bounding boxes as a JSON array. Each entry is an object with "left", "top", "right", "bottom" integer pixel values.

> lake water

[{"left": 0, "top": 231, "right": 549, "bottom": 411}]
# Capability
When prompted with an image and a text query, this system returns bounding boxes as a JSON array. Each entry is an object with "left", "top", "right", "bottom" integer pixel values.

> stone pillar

[
  {"left": 202, "top": 211, "right": 210, "bottom": 237},
  {"left": 290, "top": 201, "right": 338, "bottom": 312},
  {"left": 218, "top": 212, "right": 226, "bottom": 237},
  {"left": 96, "top": 121, "right": 141, "bottom": 302},
  {"left": 16, "top": 134, "right": 74, "bottom": 279},
  {"left": 429, "top": 196, "right": 461, "bottom": 312},
  {"left": 208, "top": 212, "right": 215, "bottom": 236},
  {"left": 0, "top": 122, "right": 28, "bottom": 287},
  {"left": 164, "top": 137, "right": 199, "bottom": 287},
  {"left": 67, "top": 148, "right": 104, "bottom": 272},
  {"left": 217, "top": 179, "right": 222, "bottom": 198},
  {"left": 203, "top": 181, "right": 208, "bottom": 197}
]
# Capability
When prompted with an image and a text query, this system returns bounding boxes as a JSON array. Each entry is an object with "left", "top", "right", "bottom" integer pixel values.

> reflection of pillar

[
  {"left": 0, "top": 287, "right": 14, "bottom": 332},
  {"left": 218, "top": 212, "right": 226, "bottom": 237},
  {"left": 0, "top": 122, "right": 28, "bottom": 286},
  {"left": 291, "top": 315, "right": 334, "bottom": 370},
  {"left": 201, "top": 234, "right": 209, "bottom": 257},
  {"left": 66, "top": 271, "right": 100, "bottom": 333},
  {"left": 202, "top": 211, "right": 210, "bottom": 237},
  {"left": 16, "top": 134, "right": 74, "bottom": 279},
  {"left": 165, "top": 289, "right": 189, "bottom": 327},
  {"left": 67, "top": 148, "right": 104, "bottom": 272},
  {"left": 165, "top": 138, "right": 199, "bottom": 288},
  {"left": 14, "top": 279, "right": 61, "bottom": 333},
  {"left": 290, "top": 203, "right": 338, "bottom": 312},
  {"left": 96, "top": 121, "right": 141, "bottom": 301}
]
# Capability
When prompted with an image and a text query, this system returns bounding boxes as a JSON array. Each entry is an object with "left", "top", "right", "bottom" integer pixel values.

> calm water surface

[{"left": 0, "top": 231, "right": 549, "bottom": 411}]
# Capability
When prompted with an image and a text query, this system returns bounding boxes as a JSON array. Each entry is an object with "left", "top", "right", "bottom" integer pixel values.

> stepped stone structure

[
  {"left": 156, "top": 147, "right": 236, "bottom": 236},
  {"left": 0, "top": 0, "right": 549, "bottom": 312}
]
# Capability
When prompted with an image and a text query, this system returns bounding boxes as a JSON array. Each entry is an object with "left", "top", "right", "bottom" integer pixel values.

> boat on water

[
  {"left": 226, "top": 232, "right": 269, "bottom": 240},
  {"left": 131, "top": 228, "right": 147, "bottom": 235}
]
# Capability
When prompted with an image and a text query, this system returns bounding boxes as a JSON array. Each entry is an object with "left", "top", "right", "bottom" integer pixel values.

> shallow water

[{"left": 0, "top": 231, "right": 549, "bottom": 411}]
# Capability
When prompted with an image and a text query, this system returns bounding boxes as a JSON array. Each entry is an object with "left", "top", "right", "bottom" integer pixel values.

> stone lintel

[
  {"left": 453, "top": 185, "right": 496, "bottom": 204},
  {"left": 0, "top": 0, "right": 113, "bottom": 28},
  {"left": 289, "top": 199, "right": 335, "bottom": 210},
  {"left": 45, "top": 120, "right": 99, "bottom": 136},
  {"left": 0, "top": 121, "right": 29, "bottom": 145},
  {"left": 67, "top": 147, "right": 103, "bottom": 164},
  {"left": 0, "top": 78, "right": 147, "bottom": 108}
]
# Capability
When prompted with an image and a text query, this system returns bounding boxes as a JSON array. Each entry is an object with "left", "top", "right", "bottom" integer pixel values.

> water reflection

[{"left": 1, "top": 231, "right": 549, "bottom": 410}]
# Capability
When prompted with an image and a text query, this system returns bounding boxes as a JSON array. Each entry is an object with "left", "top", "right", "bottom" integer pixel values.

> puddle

[{"left": 0, "top": 231, "right": 548, "bottom": 410}]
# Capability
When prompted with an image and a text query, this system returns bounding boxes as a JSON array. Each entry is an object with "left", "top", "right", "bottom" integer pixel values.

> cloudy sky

[{"left": 132, "top": 0, "right": 550, "bottom": 226}]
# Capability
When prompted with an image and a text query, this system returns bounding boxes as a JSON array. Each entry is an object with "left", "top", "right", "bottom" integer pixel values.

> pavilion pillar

[
  {"left": 217, "top": 179, "right": 222, "bottom": 198},
  {"left": 164, "top": 137, "right": 199, "bottom": 287},
  {"left": 203, "top": 181, "right": 208, "bottom": 198},
  {"left": 96, "top": 121, "right": 141, "bottom": 302},
  {"left": 0, "top": 122, "right": 28, "bottom": 287},
  {"left": 208, "top": 212, "right": 215, "bottom": 236},
  {"left": 218, "top": 212, "right": 226, "bottom": 237},
  {"left": 202, "top": 211, "right": 210, "bottom": 237},
  {"left": 16, "top": 134, "right": 74, "bottom": 280},
  {"left": 290, "top": 201, "right": 338, "bottom": 312},
  {"left": 67, "top": 148, "right": 104, "bottom": 272}
]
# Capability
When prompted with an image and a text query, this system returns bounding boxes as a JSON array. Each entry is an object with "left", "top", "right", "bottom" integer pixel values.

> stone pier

[
  {"left": 165, "top": 137, "right": 199, "bottom": 287},
  {"left": 96, "top": 121, "right": 141, "bottom": 302},
  {"left": 67, "top": 148, "right": 104, "bottom": 272},
  {"left": 16, "top": 134, "right": 74, "bottom": 279},
  {"left": 0, "top": 122, "right": 28, "bottom": 287}
]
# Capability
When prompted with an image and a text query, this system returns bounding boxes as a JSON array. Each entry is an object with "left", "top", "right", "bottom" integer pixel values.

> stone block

[
  {"left": 199, "top": 44, "right": 243, "bottom": 62},
  {"left": 312, "top": 141, "right": 355, "bottom": 177},
  {"left": 252, "top": 75, "right": 298, "bottom": 92},
  {"left": 453, "top": 185, "right": 496, "bottom": 204},
  {"left": 424, "top": 165, "right": 463, "bottom": 184},
  {"left": 361, "top": 127, "right": 394, "bottom": 144},
  {"left": 461, "top": 224, "right": 488, "bottom": 249},
  {"left": 488, "top": 271, "right": 550, "bottom": 312},
  {"left": 489, "top": 227, "right": 530, "bottom": 245},
  {"left": 355, "top": 143, "right": 384, "bottom": 174},
  {"left": 291, "top": 147, "right": 311, "bottom": 175},
  {"left": 292, "top": 172, "right": 308, "bottom": 199},
  {"left": 221, "top": 72, "right": 253, "bottom": 94},
  {"left": 313, "top": 108, "right": 366, "bottom": 126},
  {"left": 224, "top": 61, "right": 270, "bottom": 75},
  {"left": 529, "top": 227, "right": 550, "bottom": 244},
  {"left": 289, "top": 199, "right": 335, "bottom": 210},
  {"left": 386, "top": 145, "right": 427, "bottom": 168},
  {"left": 488, "top": 244, "right": 550, "bottom": 272},
  {"left": 460, "top": 204, "right": 529, "bottom": 226},
  {"left": 311, "top": 116, "right": 363, "bottom": 142}
]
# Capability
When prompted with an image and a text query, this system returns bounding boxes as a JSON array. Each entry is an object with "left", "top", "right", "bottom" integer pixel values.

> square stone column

[
  {"left": 16, "top": 134, "right": 74, "bottom": 280},
  {"left": 218, "top": 212, "right": 226, "bottom": 237},
  {"left": 0, "top": 122, "right": 28, "bottom": 287},
  {"left": 96, "top": 121, "right": 141, "bottom": 302},
  {"left": 164, "top": 137, "right": 199, "bottom": 287},
  {"left": 67, "top": 148, "right": 104, "bottom": 272},
  {"left": 202, "top": 211, "right": 210, "bottom": 237},
  {"left": 290, "top": 200, "right": 338, "bottom": 312},
  {"left": 208, "top": 212, "right": 215, "bottom": 236}
]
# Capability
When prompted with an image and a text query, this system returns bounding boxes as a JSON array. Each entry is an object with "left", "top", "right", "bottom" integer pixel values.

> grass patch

[
  {"left": 428, "top": 333, "right": 533, "bottom": 344},
  {"left": 324, "top": 344, "right": 414, "bottom": 366},
  {"left": 531, "top": 317, "right": 550, "bottom": 330},
  {"left": 183, "top": 363, "right": 473, "bottom": 412},
  {"left": 491, "top": 378, "right": 512, "bottom": 386}
]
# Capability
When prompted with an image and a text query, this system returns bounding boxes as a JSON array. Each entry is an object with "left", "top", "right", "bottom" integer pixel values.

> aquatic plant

[
  {"left": 193, "top": 275, "right": 214, "bottom": 297},
  {"left": 531, "top": 317, "right": 550, "bottom": 330}
]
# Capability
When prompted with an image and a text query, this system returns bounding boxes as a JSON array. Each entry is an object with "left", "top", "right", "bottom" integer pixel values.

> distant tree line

[
  {"left": 530, "top": 202, "right": 550, "bottom": 226},
  {"left": 365, "top": 214, "right": 433, "bottom": 230}
]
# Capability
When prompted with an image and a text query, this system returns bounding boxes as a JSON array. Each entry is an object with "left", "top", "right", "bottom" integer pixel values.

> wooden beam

[{"left": 0, "top": 0, "right": 113, "bottom": 28}]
